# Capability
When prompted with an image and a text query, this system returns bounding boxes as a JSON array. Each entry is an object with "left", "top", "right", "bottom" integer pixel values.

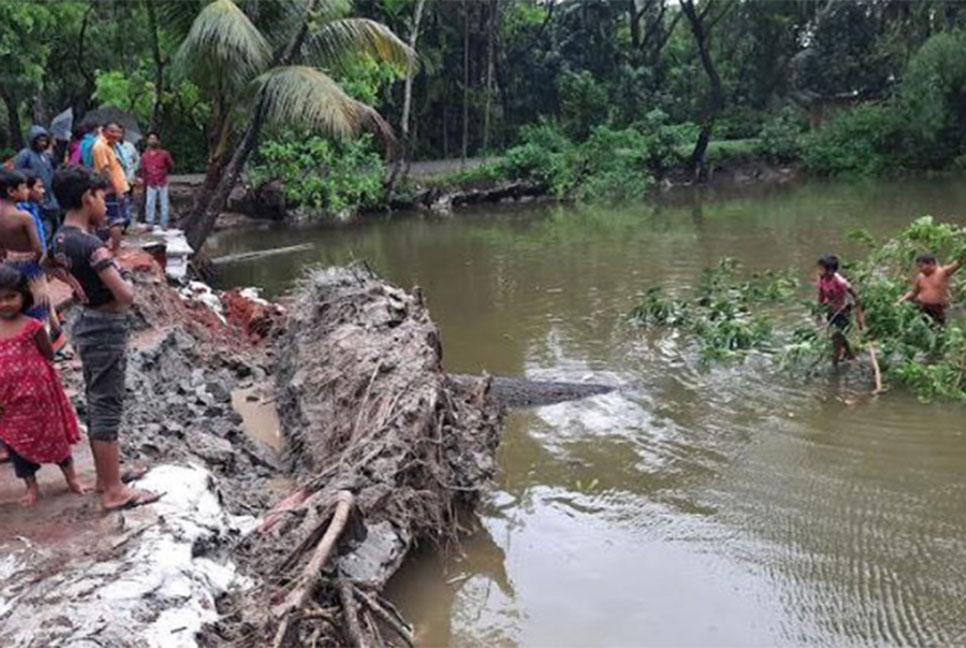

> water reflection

[{"left": 214, "top": 177, "right": 966, "bottom": 646}]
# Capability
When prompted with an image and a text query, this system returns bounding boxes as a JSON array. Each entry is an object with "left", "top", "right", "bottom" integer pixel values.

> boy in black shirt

[{"left": 51, "top": 167, "right": 160, "bottom": 511}]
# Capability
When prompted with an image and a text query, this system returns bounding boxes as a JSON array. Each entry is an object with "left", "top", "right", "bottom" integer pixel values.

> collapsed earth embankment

[{"left": 0, "top": 252, "right": 507, "bottom": 647}]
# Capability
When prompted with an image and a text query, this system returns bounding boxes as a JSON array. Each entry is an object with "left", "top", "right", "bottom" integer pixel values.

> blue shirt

[
  {"left": 17, "top": 201, "right": 47, "bottom": 251},
  {"left": 80, "top": 133, "right": 98, "bottom": 168}
]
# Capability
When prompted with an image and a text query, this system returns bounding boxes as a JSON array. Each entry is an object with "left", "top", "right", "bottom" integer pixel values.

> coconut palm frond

[
  {"left": 257, "top": 65, "right": 393, "bottom": 143},
  {"left": 315, "top": 0, "right": 353, "bottom": 22},
  {"left": 304, "top": 18, "right": 417, "bottom": 75},
  {"left": 236, "top": 0, "right": 304, "bottom": 49},
  {"left": 175, "top": 0, "right": 272, "bottom": 88},
  {"left": 155, "top": 0, "right": 209, "bottom": 41}
]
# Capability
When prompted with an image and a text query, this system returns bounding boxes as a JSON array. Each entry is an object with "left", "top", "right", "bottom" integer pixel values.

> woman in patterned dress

[{"left": 0, "top": 265, "right": 87, "bottom": 507}]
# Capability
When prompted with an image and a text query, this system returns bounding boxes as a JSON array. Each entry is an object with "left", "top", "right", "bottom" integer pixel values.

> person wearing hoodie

[{"left": 13, "top": 126, "right": 60, "bottom": 235}]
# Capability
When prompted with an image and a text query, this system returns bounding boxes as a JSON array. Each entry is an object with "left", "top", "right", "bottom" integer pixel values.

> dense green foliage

[
  {"left": 249, "top": 133, "right": 385, "bottom": 214},
  {"left": 1, "top": 0, "right": 966, "bottom": 201},
  {"left": 633, "top": 218, "right": 966, "bottom": 402},
  {"left": 445, "top": 112, "right": 693, "bottom": 200},
  {"left": 802, "top": 30, "right": 966, "bottom": 176}
]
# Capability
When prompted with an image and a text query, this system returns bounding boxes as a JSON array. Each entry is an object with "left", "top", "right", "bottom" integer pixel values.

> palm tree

[{"left": 173, "top": 0, "right": 415, "bottom": 251}]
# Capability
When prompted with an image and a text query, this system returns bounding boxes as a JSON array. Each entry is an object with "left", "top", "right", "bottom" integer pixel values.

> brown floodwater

[{"left": 211, "top": 177, "right": 966, "bottom": 647}]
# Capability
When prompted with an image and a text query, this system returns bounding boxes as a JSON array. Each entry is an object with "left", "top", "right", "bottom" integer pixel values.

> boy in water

[
  {"left": 899, "top": 252, "right": 961, "bottom": 326},
  {"left": 817, "top": 254, "right": 864, "bottom": 367}
]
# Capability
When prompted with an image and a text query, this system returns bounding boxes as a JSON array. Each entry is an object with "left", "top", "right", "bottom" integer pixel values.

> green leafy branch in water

[
  {"left": 631, "top": 259, "right": 795, "bottom": 365},
  {"left": 633, "top": 217, "right": 966, "bottom": 402}
]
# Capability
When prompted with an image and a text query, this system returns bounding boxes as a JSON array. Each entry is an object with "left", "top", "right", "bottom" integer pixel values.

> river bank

[
  {"left": 202, "top": 177, "right": 966, "bottom": 645},
  {"left": 166, "top": 153, "right": 801, "bottom": 233},
  {"left": 1, "top": 231, "right": 618, "bottom": 646}
]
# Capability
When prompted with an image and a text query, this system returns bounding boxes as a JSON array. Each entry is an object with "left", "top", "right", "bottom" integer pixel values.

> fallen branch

[{"left": 272, "top": 490, "right": 355, "bottom": 648}]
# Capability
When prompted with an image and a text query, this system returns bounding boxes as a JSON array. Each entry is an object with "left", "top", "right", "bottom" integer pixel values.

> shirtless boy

[
  {"left": 0, "top": 170, "right": 43, "bottom": 263},
  {"left": 899, "top": 252, "right": 962, "bottom": 325}
]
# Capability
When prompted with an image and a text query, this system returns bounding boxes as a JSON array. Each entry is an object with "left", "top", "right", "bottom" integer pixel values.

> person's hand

[{"left": 69, "top": 277, "right": 89, "bottom": 305}]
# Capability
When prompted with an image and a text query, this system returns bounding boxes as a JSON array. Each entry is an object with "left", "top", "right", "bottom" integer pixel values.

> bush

[
  {"left": 755, "top": 107, "right": 806, "bottom": 162},
  {"left": 800, "top": 31, "right": 966, "bottom": 176},
  {"left": 800, "top": 103, "right": 903, "bottom": 176},
  {"left": 715, "top": 107, "right": 766, "bottom": 140},
  {"left": 575, "top": 125, "right": 653, "bottom": 202},
  {"left": 896, "top": 30, "right": 966, "bottom": 169},
  {"left": 557, "top": 69, "right": 611, "bottom": 141},
  {"left": 249, "top": 133, "right": 385, "bottom": 214}
]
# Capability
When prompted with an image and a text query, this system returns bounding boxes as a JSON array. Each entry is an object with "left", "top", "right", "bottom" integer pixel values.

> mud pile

[{"left": 210, "top": 265, "right": 503, "bottom": 647}]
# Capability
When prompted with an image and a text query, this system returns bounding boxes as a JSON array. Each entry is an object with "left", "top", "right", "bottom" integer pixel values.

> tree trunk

[
  {"left": 2, "top": 89, "right": 24, "bottom": 151},
  {"left": 461, "top": 0, "right": 470, "bottom": 169},
  {"left": 385, "top": 0, "right": 426, "bottom": 194},
  {"left": 145, "top": 0, "right": 165, "bottom": 131},
  {"left": 628, "top": 0, "right": 641, "bottom": 49},
  {"left": 482, "top": 0, "right": 496, "bottom": 154},
  {"left": 184, "top": 0, "right": 319, "bottom": 253},
  {"left": 681, "top": 0, "right": 728, "bottom": 182},
  {"left": 32, "top": 87, "right": 49, "bottom": 126},
  {"left": 185, "top": 92, "right": 267, "bottom": 251}
]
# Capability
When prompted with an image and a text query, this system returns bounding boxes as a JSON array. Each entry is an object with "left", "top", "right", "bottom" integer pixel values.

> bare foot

[
  {"left": 60, "top": 463, "right": 93, "bottom": 496},
  {"left": 65, "top": 476, "right": 93, "bottom": 496},
  {"left": 20, "top": 481, "right": 39, "bottom": 508}
]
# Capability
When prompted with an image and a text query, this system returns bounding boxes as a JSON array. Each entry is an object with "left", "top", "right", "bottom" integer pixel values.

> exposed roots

[{"left": 211, "top": 265, "right": 503, "bottom": 647}]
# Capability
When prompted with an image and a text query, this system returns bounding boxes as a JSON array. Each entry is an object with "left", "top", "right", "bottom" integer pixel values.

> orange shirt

[{"left": 91, "top": 136, "right": 129, "bottom": 195}]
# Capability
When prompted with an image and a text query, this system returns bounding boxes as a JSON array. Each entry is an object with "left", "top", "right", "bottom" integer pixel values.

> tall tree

[
  {"left": 680, "top": 0, "right": 733, "bottom": 181},
  {"left": 386, "top": 0, "right": 426, "bottom": 193},
  {"left": 176, "top": 0, "right": 415, "bottom": 252}
]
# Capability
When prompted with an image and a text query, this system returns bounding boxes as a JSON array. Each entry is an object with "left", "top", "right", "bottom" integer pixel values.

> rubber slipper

[
  {"left": 121, "top": 466, "right": 149, "bottom": 483},
  {"left": 104, "top": 490, "right": 164, "bottom": 512}
]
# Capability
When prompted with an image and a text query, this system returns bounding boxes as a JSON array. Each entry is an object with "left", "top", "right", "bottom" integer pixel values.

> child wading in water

[
  {"left": 0, "top": 265, "right": 87, "bottom": 506},
  {"left": 817, "top": 254, "right": 865, "bottom": 367},
  {"left": 899, "top": 252, "right": 962, "bottom": 326}
]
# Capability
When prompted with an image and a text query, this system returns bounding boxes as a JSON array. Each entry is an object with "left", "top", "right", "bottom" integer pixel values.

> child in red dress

[{"left": 0, "top": 264, "right": 88, "bottom": 506}]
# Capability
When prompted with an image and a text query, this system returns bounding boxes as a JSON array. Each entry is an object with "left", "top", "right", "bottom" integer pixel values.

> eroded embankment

[
  {"left": 0, "top": 257, "right": 286, "bottom": 647},
  {"left": 208, "top": 265, "right": 503, "bottom": 647},
  {"left": 1, "top": 255, "right": 507, "bottom": 648}
]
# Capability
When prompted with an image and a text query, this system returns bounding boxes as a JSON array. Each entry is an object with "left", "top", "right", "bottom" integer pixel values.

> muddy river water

[{"left": 210, "top": 178, "right": 966, "bottom": 647}]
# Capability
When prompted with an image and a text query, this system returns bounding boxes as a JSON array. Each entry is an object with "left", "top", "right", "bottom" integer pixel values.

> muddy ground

[{"left": 0, "top": 247, "right": 609, "bottom": 647}]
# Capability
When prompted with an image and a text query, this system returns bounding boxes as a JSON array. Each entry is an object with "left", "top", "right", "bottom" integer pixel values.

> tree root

[
  {"left": 339, "top": 579, "right": 369, "bottom": 648},
  {"left": 272, "top": 490, "right": 354, "bottom": 648},
  {"left": 354, "top": 587, "right": 416, "bottom": 648}
]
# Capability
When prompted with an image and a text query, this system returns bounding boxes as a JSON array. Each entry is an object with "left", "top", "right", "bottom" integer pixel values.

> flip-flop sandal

[
  {"left": 105, "top": 490, "right": 164, "bottom": 512},
  {"left": 121, "top": 467, "right": 149, "bottom": 483}
]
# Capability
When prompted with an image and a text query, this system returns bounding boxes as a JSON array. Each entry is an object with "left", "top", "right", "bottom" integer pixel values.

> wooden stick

[
  {"left": 272, "top": 490, "right": 355, "bottom": 648},
  {"left": 869, "top": 344, "right": 883, "bottom": 394}
]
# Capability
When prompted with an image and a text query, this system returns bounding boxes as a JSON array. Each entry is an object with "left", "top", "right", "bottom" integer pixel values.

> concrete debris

[{"left": 0, "top": 466, "right": 256, "bottom": 648}]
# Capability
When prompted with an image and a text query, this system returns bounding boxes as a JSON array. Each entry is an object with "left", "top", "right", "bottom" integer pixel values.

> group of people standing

[{"left": 0, "top": 120, "right": 172, "bottom": 510}]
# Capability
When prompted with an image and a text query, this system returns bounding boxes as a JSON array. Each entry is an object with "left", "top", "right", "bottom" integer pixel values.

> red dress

[{"left": 0, "top": 319, "right": 80, "bottom": 465}]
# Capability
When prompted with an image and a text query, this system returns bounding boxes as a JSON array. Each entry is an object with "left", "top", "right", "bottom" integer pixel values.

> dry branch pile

[{"left": 213, "top": 265, "right": 503, "bottom": 647}]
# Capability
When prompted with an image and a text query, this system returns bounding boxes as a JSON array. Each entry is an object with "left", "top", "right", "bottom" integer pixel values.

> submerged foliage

[
  {"left": 633, "top": 218, "right": 966, "bottom": 402},
  {"left": 631, "top": 258, "right": 796, "bottom": 365}
]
